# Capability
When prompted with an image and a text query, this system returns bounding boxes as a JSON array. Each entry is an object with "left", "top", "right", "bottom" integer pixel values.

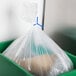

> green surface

[
  {"left": 0, "top": 54, "right": 32, "bottom": 76},
  {"left": 60, "top": 70, "right": 76, "bottom": 76},
  {"left": 0, "top": 40, "right": 14, "bottom": 53},
  {"left": 67, "top": 52, "right": 76, "bottom": 68}
]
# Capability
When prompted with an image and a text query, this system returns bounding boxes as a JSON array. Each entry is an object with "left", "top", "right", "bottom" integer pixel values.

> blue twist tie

[{"left": 33, "top": 17, "right": 44, "bottom": 30}]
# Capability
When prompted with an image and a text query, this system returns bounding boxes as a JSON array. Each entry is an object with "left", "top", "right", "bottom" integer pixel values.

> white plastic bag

[{"left": 3, "top": 26, "right": 73, "bottom": 76}]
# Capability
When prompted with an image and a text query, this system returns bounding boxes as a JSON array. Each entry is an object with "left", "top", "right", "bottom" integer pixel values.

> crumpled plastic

[{"left": 3, "top": 26, "right": 73, "bottom": 76}]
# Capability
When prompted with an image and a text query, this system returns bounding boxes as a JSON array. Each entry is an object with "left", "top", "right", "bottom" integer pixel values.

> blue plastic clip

[{"left": 33, "top": 17, "right": 44, "bottom": 30}]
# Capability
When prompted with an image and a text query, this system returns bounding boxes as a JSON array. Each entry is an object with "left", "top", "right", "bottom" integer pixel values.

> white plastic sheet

[{"left": 3, "top": 26, "right": 73, "bottom": 76}]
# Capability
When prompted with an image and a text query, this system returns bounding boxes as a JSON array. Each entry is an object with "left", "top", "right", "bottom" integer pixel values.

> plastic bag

[{"left": 3, "top": 26, "right": 73, "bottom": 76}]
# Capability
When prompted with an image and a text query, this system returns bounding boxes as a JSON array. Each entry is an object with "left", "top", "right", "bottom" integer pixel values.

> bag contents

[{"left": 3, "top": 26, "right": 73, "bottom": 76}]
